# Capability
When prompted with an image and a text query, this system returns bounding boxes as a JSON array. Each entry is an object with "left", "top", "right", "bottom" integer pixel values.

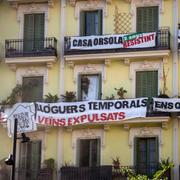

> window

[
  {"left": 134, "top": 137, "right": 159, "bottom": 177},
  {"left": 136, "top": 71, "right": 158, "bottom": 99},
  {"left": 22, "top": 76, "right": 43, "bottom": 102},
  {"left": 80, "top": 10, "right": 102, "bottom": 36},
  {"left": 78, "top": 74, "right": 101, "bottom": 101},
  {"left": 136, "top": 6, "right": 159, "bottom": 32},
  {"left": 18, "top": 140, "right": 41, "bottom": 180},
  {"left": 24, "top": 13, "right": 45, "bottom": 51},
  {"left": 77, "top": 139, "right": 101, "bottom": 167}
]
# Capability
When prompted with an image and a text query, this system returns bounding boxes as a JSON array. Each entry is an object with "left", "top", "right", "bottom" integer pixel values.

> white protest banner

[
  {"left": 7, "top": 103, "right": 36, "bottom": 136},
  {"left": 36, "top": 98, "right": 148, "bottom": 127},
  {"left": 70, "top": 32, "right": 156, "bottom": 50},
  {"left": 153, "top": 98, "right": 180, "bottom": 112}
]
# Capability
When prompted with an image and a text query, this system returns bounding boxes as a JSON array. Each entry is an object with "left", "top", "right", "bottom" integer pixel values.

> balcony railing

[
  {"left": 64, "top": 27, "right": 170, "bottom": 55},
  {"left": 59, "top": 165, "right": 171, "bottom": 180},
  {"left": 5, "top": 37, "right": 57, "bottom": 58}
]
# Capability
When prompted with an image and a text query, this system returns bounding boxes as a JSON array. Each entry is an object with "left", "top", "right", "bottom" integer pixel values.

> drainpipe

[
  {"left": 57, "top": 0, "right": 66, "bottom": 178},
  {"left": 172, "top": 0, "right": 179, "bottom": 179}
]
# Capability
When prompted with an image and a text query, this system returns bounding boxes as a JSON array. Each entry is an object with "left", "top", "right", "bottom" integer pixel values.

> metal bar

[{"left": 11, "top": 118, "right": 17, "bottom": 180}]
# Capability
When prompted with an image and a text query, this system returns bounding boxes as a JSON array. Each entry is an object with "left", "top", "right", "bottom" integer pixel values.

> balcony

[
  {"left": 5, "top": 37, "right": 57, "bottom": 69},
  {"left": 64, "top": 27, "right": 170, "bottom": 61}
]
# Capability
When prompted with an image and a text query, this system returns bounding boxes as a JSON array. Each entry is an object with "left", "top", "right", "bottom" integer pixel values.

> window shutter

[
  {"left": 97, "top": 10, "right": 102, "bottom": 35},
  {"left": 137, "top": 6, "right": 158, "bottom": 32},
  {"left": 34, "top": 14, "right": 45, "bottom": 50},
  {"left": 24, "top": 14, "right": 34, "bottom": 51},
  {"left": 80, "top": 11, "right": 85, "bottom": 36},
  {"left": 78, "top": 74, "right": 82, "bottom": 101},
  {"left": 98, "top": 74, "right": 102, "bottom": 100},
  {"left": 96, "top": 138, "right": 101, "bottom": 166},
  {"left": 136, "top": 71, "right": 158, "bottom": 99}
]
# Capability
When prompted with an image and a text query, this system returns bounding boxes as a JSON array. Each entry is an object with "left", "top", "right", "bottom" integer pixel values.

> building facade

[{"left": 0, "top": 0, "right": 179, "bottom": 179}]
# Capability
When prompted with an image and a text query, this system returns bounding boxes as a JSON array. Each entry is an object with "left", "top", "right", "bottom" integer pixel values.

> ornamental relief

[{"left": 74, "top": 0, "right": 107, "bottom": 19}]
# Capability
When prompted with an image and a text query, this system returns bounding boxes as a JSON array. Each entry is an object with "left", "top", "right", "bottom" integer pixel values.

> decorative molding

[
  {"left": 75, "top": 0, "right": 107, "bottom": 18},
  {"left": 163, "top": 57, "right": 168, "bottom": 64},
  {"left": 104, "top": 125, "right": 110, "bottom": 131},
  {"left": 67, "top": 61, "right": 74, "bottom": 68},
  {"left": 74, "top": 64, "right": 105, "bottom": 83},
  {"left": 104, "top": 59, "right": 111, "bottom": 66},
  {"left": 130, "top": 61, "right": 163, "bottom": 97},
  {"left": 8, "top": 64, "right": 17, "bottom": 71},
  {"left": 124, "top": 124, "right": 130, "bottom": 130},
  {"left": 124, "top": 58, "right": 130, "bottom": 65},
  {"left": 16, "top": 66, "right": 48, "bottom": 85},
  {"left": 130, "top": 0, "right": 163, "bottom": 32},
  {"left": 17, "top": 3, "right": 49, "bottom": 39},
  {"left": 162, "top": 122, "right": 168, "bottom": 129},
  {"left": 72, "top": 129, "right": 104, "bottom": 165},
  {"left": 129, "top": 127, "right": 162, "bottom": 164}
]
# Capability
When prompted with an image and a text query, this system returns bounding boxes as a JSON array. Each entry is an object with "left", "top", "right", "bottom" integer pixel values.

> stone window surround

[
  {"left": 129, "top": 61, "right": 163, "bottom": 98},
  {"left": 129, "top": 127, "right": 162, "bottom": 165},
  {"left": 16, "top": 130, "right": 46, "bottom": 169},
  {"left": 74, "top": 0, "right": 107, "bottom": 35},
  {"left": 16, "top": 66, "right": 48, "bottom": 97},
  {"left": 130, "top": 0, "right": 163, "bottom": 32},
  {"left": 17, "top": 3, "right": 49, "bottom": 39},
  {"left": 73, "top": 64, "right": 105, "bottom": 98},
  {"left": 71, "top": 129, "right": 105, "bottom": 166}
]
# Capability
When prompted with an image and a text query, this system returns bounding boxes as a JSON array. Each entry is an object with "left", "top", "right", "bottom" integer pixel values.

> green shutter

[
  {"left": 22, "top": 76, "right": 43, "bottom": 102},
  {"left": 24, "top": 13, "right": 44, "bottom": 51},
  {"left": 136, "top": 71, "right": 158, "bottom": 99},
  {"left": 34, "top": 14, "right": 45, "bottom": 50},
  {"left": 137, "top": 6, "right": 158, "bottom": 32},
  {"left": 80, "top": 11, "right": 85, "bottom": 36},
  {"left": 97, "top": 10, "right": 102, "bottom": 35},
  {"left": 24, "top": 14, "right": 34, "bottom": 51},
  {"left": 98, "top": 74, "right": 102, "bottom": 100},
  {"left": 81, "top": 10, "right": 102, "bottom": 36}
]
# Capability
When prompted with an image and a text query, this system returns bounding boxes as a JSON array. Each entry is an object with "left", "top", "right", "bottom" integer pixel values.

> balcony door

[
  {"left": 24, "top": 13, "right": 45, "bottom": 52},
  {"left": 18, "top": 140, "right": 41, "bottom": 180},
  {"left": 136, "top": 6, "right": 159, "bottom": 32},
  {"left": 134, "top": 137, "right": 159, "bottom": 177},
  {"left": 80, "top": 10, "right": 102, "bottom": 36},
  {"left": 77, "top": 139, "right": 101, "bottom": 167}
]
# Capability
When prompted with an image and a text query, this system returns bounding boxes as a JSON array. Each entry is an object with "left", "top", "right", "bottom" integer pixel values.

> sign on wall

[
  {"left": 36, "top": 98, "right": 148, "bottom": 127},
  {"left": 153, "top": 98, "right": 180, "bottom": 112},
  {"left": 70, "top": 32, "right": 156, "bottom": 50},
  {"left": 7, "top": 103, "right": 36, "bottom": 136}
]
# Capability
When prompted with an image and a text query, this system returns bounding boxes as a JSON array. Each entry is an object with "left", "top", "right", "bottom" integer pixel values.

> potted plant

[
  {"left": 44, "top": 93, "right": 59, "bottom": 103},
  {"left": 114, "top": 87, "right": 127, "bottom": 99},
  {"left": 112, "top": 157, "right": 120, "bottom": 169},
  {"left": 61, "top": 91, "right": 76, "bottom": 102}
]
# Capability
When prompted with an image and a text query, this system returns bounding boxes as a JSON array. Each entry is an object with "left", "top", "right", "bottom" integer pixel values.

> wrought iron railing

[
  {"left": 64, "top": 27, "right": 170, "bottom": 55},
  {"left": 5, "top": 37, "right": 57, "bottom": 58},
  {"left": 59, "top": 166, "right": 112, "bottom": 180},
  {"left": 59, "top": 165, "right": 171, "bottom": 180}
]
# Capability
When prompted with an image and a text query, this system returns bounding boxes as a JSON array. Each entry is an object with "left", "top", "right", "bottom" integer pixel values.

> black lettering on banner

[
  {"left": 87, "top": 39, "right": 92, "bottom": 47},
  {"left": 51, "top": 106, "right": 58, "bottom": 114},
  {"left": 44, "top": 105, "right": 50, "bottom": 113},
  {"left": 141, "top": 98, "right": 148, "bottom": 107},
  {"left": 79, "top": 104, "right": 86, "bottom": 112},
  {"left": 73, "top": 39, "right": 77, "bottom": 47},
  {"left": 175, "top": 102, "right": 180, "bottom": 109},
  {"left": 94, "top": 38, "right": 98, "bottom": 46}
]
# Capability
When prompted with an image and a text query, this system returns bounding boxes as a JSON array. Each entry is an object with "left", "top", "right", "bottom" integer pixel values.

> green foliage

[
  {"left": 1, "top": 84, "right": 24, "bottom": 106},
  {"left": 43, "top": 158, "right": 56, "bottom": 170},
  {"left": 114, "top": 87, "right": 127, "bottom": 99},
  {"left": 120, "top": 161, "right": 173, "bottom": 180},
  {"left": 105, "top": 94, "right": 115, "bottom": 100},
  {"left": 44, "top": 93, "right": 59, "bottom": 103},
  {"left": 61, "top": 91, "right": 76, "bottom": 102}
]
